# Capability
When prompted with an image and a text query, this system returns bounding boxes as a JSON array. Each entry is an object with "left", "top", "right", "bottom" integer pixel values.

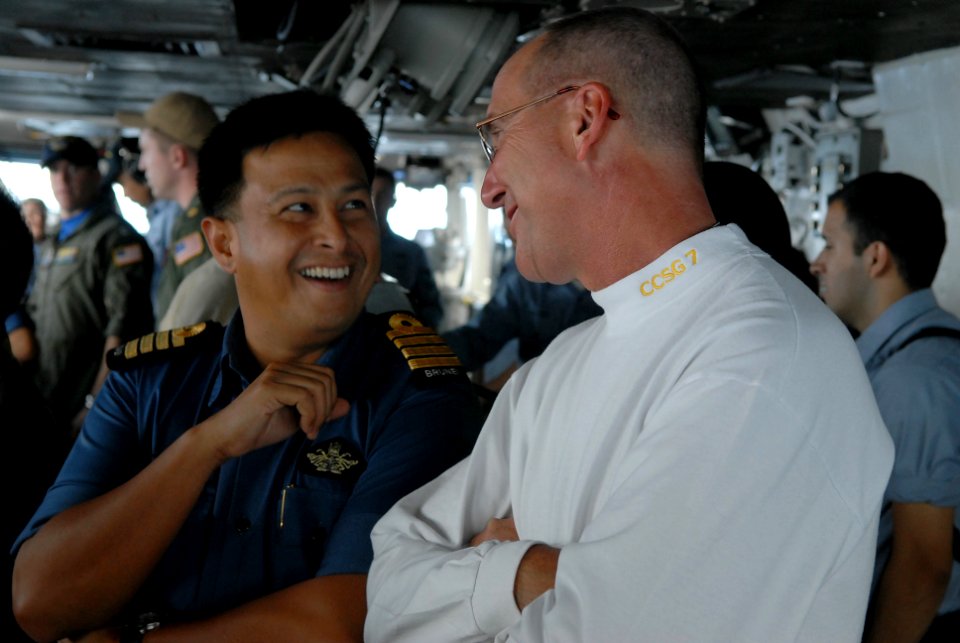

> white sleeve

[{"left": 365, "top": 373, "right": 535, "bottom": 643}]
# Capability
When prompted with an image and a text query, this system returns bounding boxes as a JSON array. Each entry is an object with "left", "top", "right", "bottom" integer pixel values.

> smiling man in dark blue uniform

[{"left": 12, "top": 90, "right": 480, "bottom": 643}]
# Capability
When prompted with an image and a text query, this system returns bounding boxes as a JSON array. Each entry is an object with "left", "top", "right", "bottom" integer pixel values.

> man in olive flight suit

[{"left": 26, "top": 136, "right": 154, "bottom": 432}]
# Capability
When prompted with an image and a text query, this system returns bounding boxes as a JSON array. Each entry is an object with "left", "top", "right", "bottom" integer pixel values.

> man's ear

[
  {"left": 571, "top": 82, "right": 617, "bottom": 162},
  {"left": 201, "top": 216, "right": 238, "bottom": 274},
  {"left": 864, "top": 240, "right": 895, "bottom": 279},
  {"left": 169, "top": 143, "right": 190, "bottom": 170}
]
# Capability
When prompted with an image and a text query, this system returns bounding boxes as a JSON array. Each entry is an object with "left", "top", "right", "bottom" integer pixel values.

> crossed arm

[
  {"left": 366, "top": 374, "right": 880, "bottom": 642},
  {"left": 470, "top": 517, "right": 560, "bottom": 611},
  {"left": 13, "top": 361, "right": 353, "bottom": 643}
]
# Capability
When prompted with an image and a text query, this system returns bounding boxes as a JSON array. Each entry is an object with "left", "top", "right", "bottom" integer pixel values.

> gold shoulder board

[
  {"left": 107, "top": 322, "right": 219, "bottom": 371},
  {"left": 383, "top": 312, "right": 463, "bottom": 375}
]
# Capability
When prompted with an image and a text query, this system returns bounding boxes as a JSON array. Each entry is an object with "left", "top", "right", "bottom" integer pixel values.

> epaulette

[
  {"left": 381, "top": 312, "right": 465, "bottom": 384},
  {"left": 107, "top": 321, "right": 222, "bottom": 371}
]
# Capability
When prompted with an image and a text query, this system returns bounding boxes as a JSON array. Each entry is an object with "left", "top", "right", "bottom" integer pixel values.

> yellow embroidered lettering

[{"left": 639, "top": 248, "right": 699, "bottom": 297}]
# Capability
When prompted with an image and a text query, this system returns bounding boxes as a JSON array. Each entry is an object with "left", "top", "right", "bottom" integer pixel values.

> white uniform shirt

[{"left": 366, "top": 225, "right": 894, "bottom": 643}]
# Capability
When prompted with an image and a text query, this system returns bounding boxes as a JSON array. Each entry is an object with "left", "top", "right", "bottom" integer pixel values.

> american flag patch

[
  {"left": 54, "top": 246, "right": 79, "bottom": 265},
  {"left": 112, "top": 243, "right": 144, "bottom": 267},
  {"left": 173, "top": 231, "right": 205, "bottom": 266}
]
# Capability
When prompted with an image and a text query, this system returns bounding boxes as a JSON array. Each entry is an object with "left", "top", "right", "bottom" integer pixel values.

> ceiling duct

[
  {"left": 329, "top": 0, "right": 519, "bottom": 122},
  {"left": 580, "top": 0, "right": 756, "bottom": 21}
]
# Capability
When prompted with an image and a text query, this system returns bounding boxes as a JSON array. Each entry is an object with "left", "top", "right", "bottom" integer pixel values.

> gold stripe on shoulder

[
  {"left": 407, "top": 356, "right": 462, "bottom": 370},
  {"left": 393, "top": 334, "right": 444, "bottom": 348},
  {"left": 401, "top": 345, "right": 455, "bottom": 359},
  {"left": 386, "top": 326, "right": 435, "bottom": 340},
  {"left": 139, "top": 333, "right": 155, "bottom": 354}
]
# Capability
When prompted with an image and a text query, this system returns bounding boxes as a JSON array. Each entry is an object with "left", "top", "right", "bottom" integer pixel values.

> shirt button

[{"left": 234, "top": 517, "right": 251, "bottom": 533}]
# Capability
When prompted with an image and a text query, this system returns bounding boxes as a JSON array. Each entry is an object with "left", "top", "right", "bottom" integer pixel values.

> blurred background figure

[
  {"left": 442, "top": 247, "right": 602, "bottom": 391},
  {"left": 120, "top": 91, "right": 220, "bottom": 323},
  {"left": 19, "top": 197, "right": 47, "bottom": 248},
  {"left": 703, "top": 160, "right": 818, "bottom": 292},
  {"left": 157, "top": 254, "right": 238, "bottom": 329},
  {"left": 27, "top": 136, "right": 153, "bottom": 433},
  {"left": 809, "top": 172, "right": 960, "bottom": 642},
  {"left": 103, "top": 137, "right": 180, "bottom": 307},
  {"left": 0, "top": 183, "right": 65, "bottom": 643},
  {"left": 372, "top": 167, "right": 444, "bottom": 327},
  {"left": 5, "top": 197, "right": 48, "bottom": 366}
]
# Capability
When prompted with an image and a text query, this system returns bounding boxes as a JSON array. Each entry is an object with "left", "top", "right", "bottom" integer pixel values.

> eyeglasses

[{"left": 475, "top": 85, "right": 621, "bottom": 161}]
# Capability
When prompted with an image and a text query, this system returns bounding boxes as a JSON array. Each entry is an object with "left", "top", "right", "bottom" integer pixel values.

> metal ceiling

[{"left": 1, "top": 0, "right": 959, "bottom": 162}]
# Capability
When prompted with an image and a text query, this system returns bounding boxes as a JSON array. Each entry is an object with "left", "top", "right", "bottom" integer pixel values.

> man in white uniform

[{"left": 365, "top": 7, "right": 894, "bottom": 642}]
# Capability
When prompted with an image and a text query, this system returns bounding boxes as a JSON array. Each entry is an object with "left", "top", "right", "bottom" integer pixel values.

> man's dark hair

[
  {"left": 829, "top": 171, "right": 945, "bottom": 290},
  {"left": 705, "top": 161, "right": 817, "bottom": 291},
  {"left": 198, "top": 90, "right": 376, "bottom": 219},
  {"left": 0, "top": 185, "right": 33, "bottom": 319},
  {"left": 535, "top": 7, "right": 706, "bottom": 166}
]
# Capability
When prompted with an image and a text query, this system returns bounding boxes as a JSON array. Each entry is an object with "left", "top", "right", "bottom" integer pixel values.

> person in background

[
  {"left": 0, "top": 184, "right": 68, "bottom": 643},
  {"left": 371, "top": 167, "right": 444, "bottom": 328},
  {"left": 105, "top": 137, "right": 181, "bottom": 307},
  {"left": 703, "top": 160, "right": 817, "bottom": 291},
  {"left": 120, "top": 91, "right": 220, "bottom": 323},
  {"left": 365, "top": 8, "right": 893, "bottom": 642},
  {"left": 157, "top": 254, "right": 239, "bottom": 330},
  {"left": 441, "top": 246, "right": 602, "bottom": 388},
  {"left": 25, "top": 136, "right": 153, "bottom": 434},
  {"left": 12, "top": 90, "right": 480, "bottom": 643},
  {"left": 4, "top": 198, "right": 48, "bottom": 366},
  {"left": 810, "top": 171, "right": 960, "bottom": 642},
  {"left": 20, "top": 197, "right": 47, "bottom": 247}
]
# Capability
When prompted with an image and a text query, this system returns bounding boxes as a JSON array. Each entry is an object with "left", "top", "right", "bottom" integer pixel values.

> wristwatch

[{"left": 119, "top": 612, "right": 161, "bottom": 643}]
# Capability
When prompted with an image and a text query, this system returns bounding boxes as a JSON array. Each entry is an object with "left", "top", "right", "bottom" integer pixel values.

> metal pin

[{"left": 279, "top": 483, "right": 294, "bottom": 528}]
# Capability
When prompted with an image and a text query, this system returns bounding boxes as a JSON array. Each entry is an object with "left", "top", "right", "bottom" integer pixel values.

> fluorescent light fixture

[{"left": 0, "top": 56, "right": 95, "bottom": 79}]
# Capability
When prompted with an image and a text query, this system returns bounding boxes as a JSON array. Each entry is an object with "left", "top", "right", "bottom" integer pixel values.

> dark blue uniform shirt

[
  {"left": 15, "top": 310, "right": 480, "bottom": 621},
  {"left": 380, "top": 229, "right": 443, "bottom": 328},
  {"left": 442, "top": 259, "right": 603, "bottom": 372}
]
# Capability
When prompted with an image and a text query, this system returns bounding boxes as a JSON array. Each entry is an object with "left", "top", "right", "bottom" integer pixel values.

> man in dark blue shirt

[
  {"left": 442, "top": 257, "right": 601, "bottom": 378},
  {"left": 12, "top": 91, "right": 480, "bottom": 642},
  {"left": 371, "top": 168, "right": 444, "bottom": 328}
]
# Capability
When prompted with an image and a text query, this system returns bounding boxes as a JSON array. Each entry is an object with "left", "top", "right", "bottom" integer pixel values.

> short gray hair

[{"left": 533, "top": 7, "right": 705, "bottom": 165}]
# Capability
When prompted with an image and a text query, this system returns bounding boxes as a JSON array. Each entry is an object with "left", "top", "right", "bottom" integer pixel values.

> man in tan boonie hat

[
  {"left": 119, "top": 92, "right": 218, "bottom": 151},
  {"left": 119, "top": 92, "right": 220, "bottom": 322}
]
